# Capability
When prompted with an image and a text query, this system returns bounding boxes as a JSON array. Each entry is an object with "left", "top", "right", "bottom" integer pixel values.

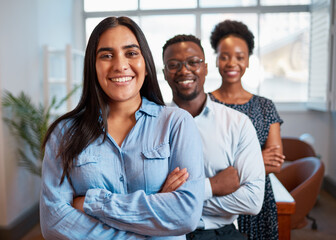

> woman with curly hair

[{"left": 209, "top": 19, "right": 285, "bottom": 240}]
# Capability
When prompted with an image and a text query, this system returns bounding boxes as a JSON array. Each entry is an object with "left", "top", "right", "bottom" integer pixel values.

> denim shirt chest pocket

[
  {"left": 71, "top": 153, "right": 100, "bottom": 194},
  {"left": 142, "top": 143, "right": 170, "bottom": 194}
]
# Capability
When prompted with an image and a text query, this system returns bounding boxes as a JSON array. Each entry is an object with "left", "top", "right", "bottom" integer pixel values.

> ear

[
  {"left": 216, "top": 55, "right": 219, "bottom": 68},
  {"left": 205, "top": 62, "right": 208, "bottom": 76},
  {"left": 247, "top": 57, "right": 250, "bottom": 68}
]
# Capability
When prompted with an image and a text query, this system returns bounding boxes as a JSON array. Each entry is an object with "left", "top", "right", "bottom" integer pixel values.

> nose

[
  {"left": 112, "top": 54, "right": 129, "bottom": 72},
  {"left": 227, "top": 57, "right": 237, "bottom": 66}
]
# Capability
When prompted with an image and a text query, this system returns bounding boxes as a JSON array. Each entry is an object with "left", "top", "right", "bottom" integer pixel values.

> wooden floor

[
  {"left": 291, "top": 190, "right": 336, "bottom": 240},
  {"left": 21, "top": 190, "right": 336, "bottom": 240}
]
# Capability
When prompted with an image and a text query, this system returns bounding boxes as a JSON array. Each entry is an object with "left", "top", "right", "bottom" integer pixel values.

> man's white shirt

[{"left": 170, "top": 94, "right": 265, "bottom": 230}]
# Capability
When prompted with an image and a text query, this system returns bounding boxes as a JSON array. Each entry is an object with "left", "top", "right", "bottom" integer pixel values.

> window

[
  {"left": 308, "top": 0, "right": 332, "bottom": 111},
  {"left": 140, "top": 0, "right": 196, "bottom": 9},
  {"left": 84, "top": 0, "right": 138, "bottom": 12},
  {"left": 83, "top": 0, "right": 320, "bottom": 105},
  {"left": 43, "top": 45, "right": 84, "bottom": 116},
  {"left": 259, "top": 12, "right": 310, "bottom": 102}
]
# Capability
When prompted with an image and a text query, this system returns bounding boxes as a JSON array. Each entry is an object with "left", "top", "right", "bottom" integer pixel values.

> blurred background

[{"left": 0, "top": 0, "right": 335, "bottom": 239}]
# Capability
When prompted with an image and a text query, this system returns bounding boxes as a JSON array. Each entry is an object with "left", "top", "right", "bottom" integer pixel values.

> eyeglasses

[{"left": 165, "top": 58, "right": 204, "bottom": 73}]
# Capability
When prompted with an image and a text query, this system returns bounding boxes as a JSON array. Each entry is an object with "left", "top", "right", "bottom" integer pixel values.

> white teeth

[
  {"left": 179, "top": 80, "right": 194, "bottom": 84},
  {"left": 227, "top": 71, "right": 238, "bottom": 75},
  {"left": 110, "top": 76, "right": 132, "bottom": 82}
]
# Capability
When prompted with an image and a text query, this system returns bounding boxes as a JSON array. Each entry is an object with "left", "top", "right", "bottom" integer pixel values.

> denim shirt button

[{"left": 119, "top": 175, "right": 124, "bottom": 182}]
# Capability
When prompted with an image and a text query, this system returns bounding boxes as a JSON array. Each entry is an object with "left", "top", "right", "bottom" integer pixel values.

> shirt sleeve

[
  {"left": 204, "top": 177, "right": 213, "bottom": 200},
  {"left": 82, "top": 111, "right": 205, "bottom": 237},
  {"left": 265, "top": 98, "right": 283, "bottom": 125},
  {"left": 202, "top": 117, "right": 265, "bottom": 217},
  {"left": 40, "top": 125, "right": 145, "bottom": 240}
]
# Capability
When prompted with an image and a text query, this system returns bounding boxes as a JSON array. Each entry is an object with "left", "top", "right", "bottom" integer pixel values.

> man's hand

[
  {"left": 72, "top": 196, "right": 85, "bottom": 213},
  {"left": 160, "top": 167, "right": 189, "bottom": 193},
  {"left": 209, "top": 166, "right": 240, "bottom": 196}
]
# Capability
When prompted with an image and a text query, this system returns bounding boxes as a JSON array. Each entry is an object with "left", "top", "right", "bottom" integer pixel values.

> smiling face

[
  {"left": 95, "top": 25, "right": 146, "bottom": 104},
  {"left": 216, "top": 35, "right": 249, "bottom": 85},
  {"left": 163, "top": 41, "right": 207, "bottom": 101}
]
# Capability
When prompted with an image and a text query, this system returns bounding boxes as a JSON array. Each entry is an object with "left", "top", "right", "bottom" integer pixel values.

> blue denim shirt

[{"left": 40, "top": 97, "right": 204, "bottom": 240}]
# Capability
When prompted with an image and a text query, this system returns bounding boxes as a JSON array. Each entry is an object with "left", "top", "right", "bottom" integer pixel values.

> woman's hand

[
  {"left": 160, "top": 167, "right": 189, "bottom": 193},
  {"left": 72, "top": 196, "right": 85, "bottom": 213},
  {"left": 263, "top": 145, "right": 285, "bottom": 174}
]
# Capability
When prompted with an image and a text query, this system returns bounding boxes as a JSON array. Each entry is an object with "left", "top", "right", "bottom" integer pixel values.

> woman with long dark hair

[{"left": 40, "top": 16, "right": 204, "bottom": 239}]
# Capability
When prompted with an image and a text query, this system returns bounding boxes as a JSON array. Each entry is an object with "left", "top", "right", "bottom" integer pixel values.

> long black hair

[{"left": 42, "top": 16, "right": 164, "bottom": 184}]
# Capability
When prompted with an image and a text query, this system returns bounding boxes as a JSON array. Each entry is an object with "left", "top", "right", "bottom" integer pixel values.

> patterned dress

[{"left": 209, "top": 93, "right": 283, "bottom": 240}]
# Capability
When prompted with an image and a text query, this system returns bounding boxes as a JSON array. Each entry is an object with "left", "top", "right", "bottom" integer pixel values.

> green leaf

[{"left": 1, "top": 88, "right": 79, "bottom": 177}]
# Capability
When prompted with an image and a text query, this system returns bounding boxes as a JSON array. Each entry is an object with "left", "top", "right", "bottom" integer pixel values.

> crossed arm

[
  {"left": 73, "top": 167, "right": 190, "bottom": 211},
  {"left": 74, "top": 166, "right": 239, "bottom": 215},
  {"left": 41, "top": 116, "right": 204, "bottom": 239},
  {"left": 262, "top": 123, "right": 285, "bottom": 174}
]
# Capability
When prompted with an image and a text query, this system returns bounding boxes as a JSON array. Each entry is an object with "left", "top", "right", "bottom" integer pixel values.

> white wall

[
  {"left": 0, "top": 0, "right": 40, "bottom": 226},
  {"left": 330, "top": 112, "right": 336, "bottom": 182},
  {"left": 0, "top": 0, "right": 82, "bottom": 227}
]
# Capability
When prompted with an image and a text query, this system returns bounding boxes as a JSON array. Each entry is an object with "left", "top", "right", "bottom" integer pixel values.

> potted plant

[{"left": 1, "top": 88, "right": 79, "bottom": 177}]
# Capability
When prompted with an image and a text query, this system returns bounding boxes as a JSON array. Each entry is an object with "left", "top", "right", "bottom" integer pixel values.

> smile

[
  {"left": 109, "top": 76, "right": 133, "bottom": 82},
  {"left": 225, "top": 71, "right": 239, "bottom": 76},
  {"left": 177, "top": 80, "right": 195, "bottom": 85}
]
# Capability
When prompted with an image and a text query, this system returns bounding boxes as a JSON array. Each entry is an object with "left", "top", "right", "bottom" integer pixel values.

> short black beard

[{"left": 176, "top": 89, "right": 199, "bottom": 101}]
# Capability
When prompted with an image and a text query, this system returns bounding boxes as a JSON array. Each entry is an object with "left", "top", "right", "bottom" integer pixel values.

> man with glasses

[{"left": 162, "top": 34, "right": 265, "bottom": 240}]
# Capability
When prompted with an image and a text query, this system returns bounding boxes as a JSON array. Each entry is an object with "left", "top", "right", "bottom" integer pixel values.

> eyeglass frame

[{"left": 164, "top": 57, "right": 204, "bottom": 73}]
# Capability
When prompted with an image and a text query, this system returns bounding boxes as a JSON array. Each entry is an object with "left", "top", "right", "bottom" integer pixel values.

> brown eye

[
  {"left": 219, "top": 55, "right": 228, "bottom": 61},
  {"left": 167, "top": 61, "right": 180, "bottom": 70},
  {"left": 188, "top": 61, "right": 199, "bottom": 67},
  {"left": 99, "top": 53, "right": 113, "bottom": 59},
  {"left": 126, "top": 51, "right": 140, "bottom": 58}
]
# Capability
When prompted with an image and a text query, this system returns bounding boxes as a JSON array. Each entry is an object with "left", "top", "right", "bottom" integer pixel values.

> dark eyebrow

[
  {"left": 96, "top": 47, "right": 113, "bottom": 54},
  {"left": 96, "top": 44, "right": 140, "bottom": 54},
  {"left": 123, "top": 44, "right": 140, "bottom": 50}
]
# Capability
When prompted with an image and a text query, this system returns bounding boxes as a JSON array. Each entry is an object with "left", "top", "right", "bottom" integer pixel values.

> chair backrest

[
  {"left": 282, "top": 137, "right": 316, "bottom": 161},
  {"left": 275, "top": 157, "right": 324, "bottom": 229}
]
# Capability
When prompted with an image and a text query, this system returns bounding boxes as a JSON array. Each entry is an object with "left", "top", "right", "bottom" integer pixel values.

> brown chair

[
  {"left": 281, "top": 137, "right": 317, "bottom": 161},
  {"left": 275, "top": 157, "right": 324, "bottom": 229}
]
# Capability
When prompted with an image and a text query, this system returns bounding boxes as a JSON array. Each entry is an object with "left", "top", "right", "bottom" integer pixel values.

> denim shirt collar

[
  {"left": 135, "top": 97, "right": 161, "bottom": 120},
  {"left": 99, "top": 97, "right": 161, "bottom": 131}
]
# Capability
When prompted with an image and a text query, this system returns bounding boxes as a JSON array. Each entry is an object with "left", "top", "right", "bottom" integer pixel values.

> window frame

[{"left": 83, "top": 1, "right": 324, "bottom": 110}]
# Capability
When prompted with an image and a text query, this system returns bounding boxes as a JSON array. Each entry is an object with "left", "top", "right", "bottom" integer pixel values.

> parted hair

[
  {"left": 210, "top": 19, "right": 255, "bottom": 55},
  {"left": 42, "top": 16, "right": 164, "bottom": 184}
]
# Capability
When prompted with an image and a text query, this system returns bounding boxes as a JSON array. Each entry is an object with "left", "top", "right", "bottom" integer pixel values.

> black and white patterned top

[
  {"left": 209, "top": 93, "right": 283, "bottom": 148},
  {"left": 209, "top": 92, "right": 283, "bottom": 240}
]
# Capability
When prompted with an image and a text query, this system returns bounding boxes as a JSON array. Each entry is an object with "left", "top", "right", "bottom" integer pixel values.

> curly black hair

[
  {"left": 210, "top": 20, "right": 255, "bottom": 55},
  {"left": 162, "top": 34, "right": 204, "bottom": 60}
]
